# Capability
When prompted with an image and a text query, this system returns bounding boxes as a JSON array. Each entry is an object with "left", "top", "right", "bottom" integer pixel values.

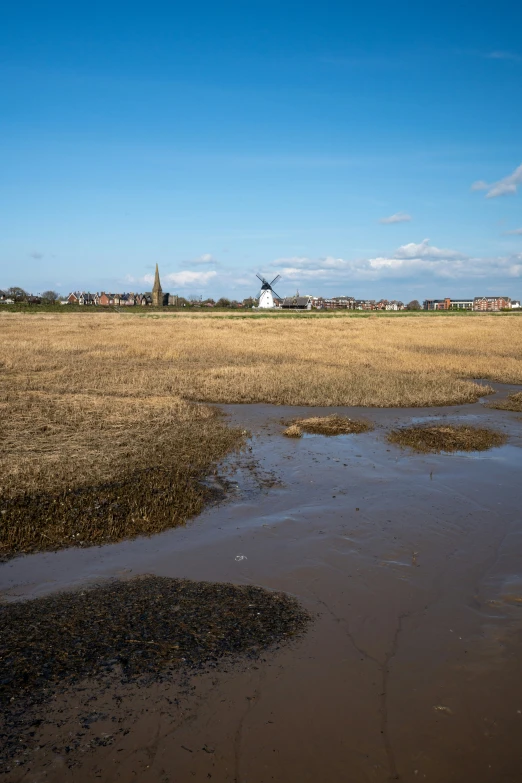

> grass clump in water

[
  {"left": 387, "top": 423, "right": 507, "bottom": 453},
  {"left": 284, "top": 414, "right": 374, "bottom": 437},
  {"left": 283, "top": 423, "right": 303, "bottom": 438},
  {"left": 487, "top": 391, "right": 522, "bottom": 412}
]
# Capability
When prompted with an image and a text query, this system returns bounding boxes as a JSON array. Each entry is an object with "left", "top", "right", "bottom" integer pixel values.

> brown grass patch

[
  {"left": 4, "top": 311, "right": 522, "bottom": 408},
  {"left": 487, "top": 391, "right": 522, "bottom": 412},
  {"left": 284, "top": 414, "right": 373, "bottom": 437},
  {"left": 387, "top": 424, "right": 507, "bottom": 453}
]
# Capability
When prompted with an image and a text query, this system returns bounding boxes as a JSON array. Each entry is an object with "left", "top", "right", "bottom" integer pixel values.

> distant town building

[
  {"left": 67, "top": 291, "right": 96, "bottom": 305},
  {"left": 423, "top": 298, "right": 473, "bottom": 310},
  {"left": 98, "top": 292, "right": 115, "bottom": 306},
  {"left": 78, "top": 293, "right": 96, "bottom": 305},
  {"left": 281, "top": 294, "right": 312, "bottom": 310},
  {"left": 423, "top": 297, "right": 513, "bottom": 311},
  {"left": 355, "top": 299, "right": 376, "bottom": 311},
  {"left": 449, "top": 299, "right": 474, "bottom": 310},
  {"left": 473, "top": 296, "right": 511, "bottom": 311},
  {"left": 313, "top": 296, "right": 356, "bottom": 309}
]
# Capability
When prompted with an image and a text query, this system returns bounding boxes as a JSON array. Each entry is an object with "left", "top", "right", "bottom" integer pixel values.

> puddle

[{"left": 2, "top": 393, "right": 522, "bottom": 782}]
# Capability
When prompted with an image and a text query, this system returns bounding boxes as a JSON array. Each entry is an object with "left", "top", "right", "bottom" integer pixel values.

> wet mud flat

[{"left": 2, "top": 384, "right": 522, "bottom": 782}]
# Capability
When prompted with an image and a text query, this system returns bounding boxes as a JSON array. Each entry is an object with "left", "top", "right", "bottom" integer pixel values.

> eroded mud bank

[{"left": 2, "top": 384, "right": 522, "bottom": 782}]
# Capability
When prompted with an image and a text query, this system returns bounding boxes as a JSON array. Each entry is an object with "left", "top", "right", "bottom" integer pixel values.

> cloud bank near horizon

[{"left": 268, "top": 239, "right": 522, "bottom": 286}]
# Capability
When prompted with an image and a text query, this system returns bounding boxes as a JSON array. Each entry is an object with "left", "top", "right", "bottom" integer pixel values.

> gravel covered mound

[
  {"left": 0, "top": 576, "right": 310, "bottom": 708},
  {"left": 387, "top": 424, "right": 507, "bottom": 453}
]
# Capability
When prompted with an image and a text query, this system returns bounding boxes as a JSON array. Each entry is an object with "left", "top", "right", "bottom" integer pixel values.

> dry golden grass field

[{"left": 1, "top": 311, "right": 521, "bottom": 557}]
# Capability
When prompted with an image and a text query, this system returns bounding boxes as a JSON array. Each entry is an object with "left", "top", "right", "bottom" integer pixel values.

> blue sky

[{"left": 1, "top": 0, "right": 522, "bottom": 301}]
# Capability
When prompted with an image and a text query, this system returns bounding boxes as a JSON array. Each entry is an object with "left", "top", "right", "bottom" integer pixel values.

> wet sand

[{"left": 2, "top": 385, "right": 522, "bottom": 782}]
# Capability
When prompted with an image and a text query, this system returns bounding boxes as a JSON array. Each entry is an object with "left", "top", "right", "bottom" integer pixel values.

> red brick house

[
  {"left": 98, "top": 292, "right": 115, "bottom": 306},
  {"left": 473, "top": 296, "right": 511, "bottom": 311}
]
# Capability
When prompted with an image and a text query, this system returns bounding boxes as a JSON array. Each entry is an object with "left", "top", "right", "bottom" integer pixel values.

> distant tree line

[
  {"left": 181, "top": 296, "right": 257, "bottom": 308},
  {"left": 0, "top": 287, "right": 62, "bottom": 304}
]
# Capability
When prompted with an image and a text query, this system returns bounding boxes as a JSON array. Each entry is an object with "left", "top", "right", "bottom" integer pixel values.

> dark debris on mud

[
  {"left": 0, "top": 576, "right": 310, "bottom": 772},
  {"left": 387, "top": 423, "right": 507, "bottom": 453}
]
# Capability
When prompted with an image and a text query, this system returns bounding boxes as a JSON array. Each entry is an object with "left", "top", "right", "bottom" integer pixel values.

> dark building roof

[{"left": 282, "top": 296, "right": 311, "bottom": 308}]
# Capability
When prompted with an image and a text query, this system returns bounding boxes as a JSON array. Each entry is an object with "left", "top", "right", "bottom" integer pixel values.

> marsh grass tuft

[
  {"left": 487, "top": 391, "right": 522, "bottom": 413},
  {"left": 387, "top": 424, "right": 507, "bottom": 453},
  {"left": 283, "top": 423, "right": 303, "bottom": 438},
  {"left": 284, "top": 414, "right": 373, "bottom": 437}
]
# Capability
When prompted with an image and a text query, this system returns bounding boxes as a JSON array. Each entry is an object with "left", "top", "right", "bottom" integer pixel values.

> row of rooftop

[{"left": 1, "top": 290, "right": 520, "bottom": 311}]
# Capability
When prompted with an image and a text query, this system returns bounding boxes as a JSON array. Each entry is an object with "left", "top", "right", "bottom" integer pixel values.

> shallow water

[{"left": 2, "top": 387, "right": 522, "bottom": 782}]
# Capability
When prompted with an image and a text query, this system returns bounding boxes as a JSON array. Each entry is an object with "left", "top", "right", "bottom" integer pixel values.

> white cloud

[
  {"left": 394, "top": 238, "right": 466, "bottom": 260},
  {"left": 505, "top": 228, "right": 522, "bottom": 235},
  {"left": 143, "top": 270, "right": 217, "bottom": 288},
  {"left": 472, "top": 163, "right": 522, "bottom": 198},
  {"left": 379, "top": 212, "right": 412, "bottom": 224},
  {"left": 165, "top": 270, "right": 217, "bottom": 287},
  {"left": 487, "top": 182, "right": 518, "bottom": 198}
]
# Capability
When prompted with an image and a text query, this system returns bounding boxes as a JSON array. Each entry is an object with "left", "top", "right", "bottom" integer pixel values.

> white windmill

[{"left": 255, "top": 273, "right": 283, "bottom": 309}]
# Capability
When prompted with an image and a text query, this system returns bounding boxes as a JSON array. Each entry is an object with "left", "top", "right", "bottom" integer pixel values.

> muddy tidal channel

[{"left": 2, "top": 387, "right": 522, "bottom": 783}]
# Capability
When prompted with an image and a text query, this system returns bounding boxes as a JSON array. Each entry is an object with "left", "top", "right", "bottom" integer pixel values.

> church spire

[{"left": 152, "top": 263, "right": 163, "bottom": 306}]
